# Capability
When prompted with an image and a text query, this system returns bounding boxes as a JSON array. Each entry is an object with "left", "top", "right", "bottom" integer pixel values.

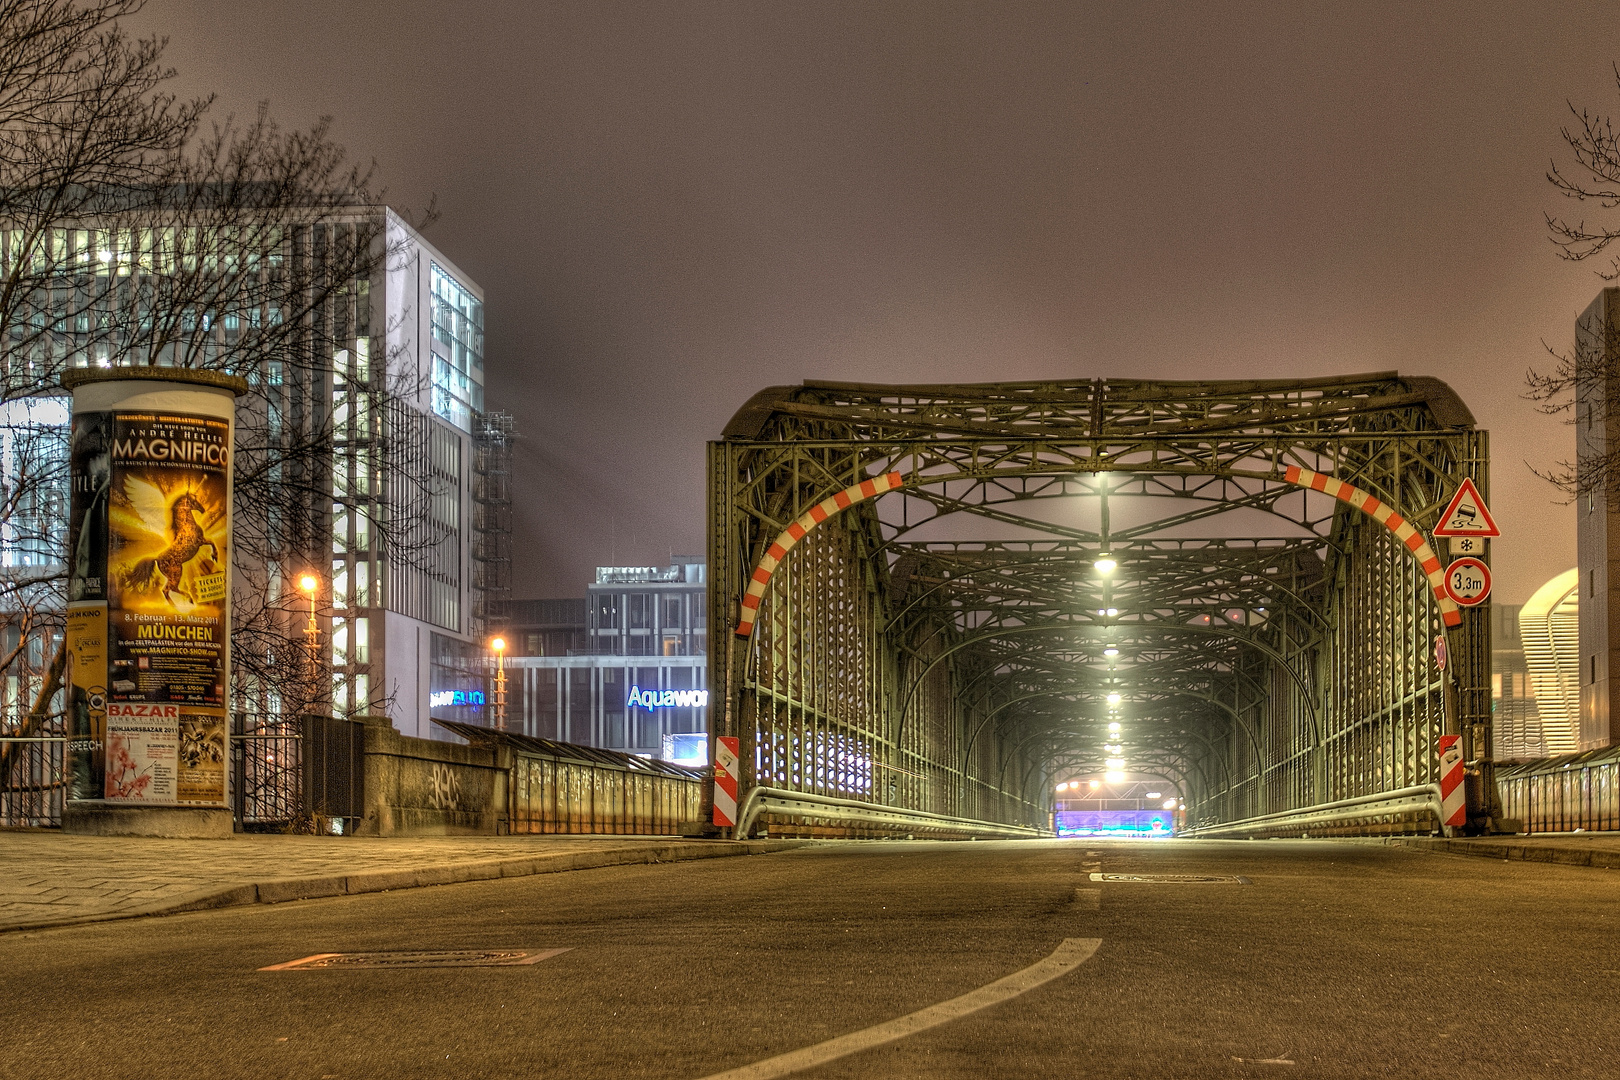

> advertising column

[{"left": 63, "top": 368, "right": 247, "bottom": 837}]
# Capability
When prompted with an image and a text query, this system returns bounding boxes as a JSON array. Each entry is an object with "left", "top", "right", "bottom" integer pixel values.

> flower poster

[{"left": 103, "top": 702, "right": 177, "bottom": 804}]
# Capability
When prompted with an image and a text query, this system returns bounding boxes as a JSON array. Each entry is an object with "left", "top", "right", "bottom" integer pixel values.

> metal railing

[
  {"left": 1181, "top": 785, "right": 1444, "bottom": 839},
  {"left": 1497, "top": 747, "right": 1620, "bottom": 833},
  {"left": 3, "top": 714, "right": 306, "bottom": 830},
  {"left": 737, "top": 786, "right": 1049, "bottom": 840},
  {"left": 233, "top": 715, "right": 304, "bottom": 829},
  {"left": 0, "top": 730, "right": 67, "bottom": 828}
]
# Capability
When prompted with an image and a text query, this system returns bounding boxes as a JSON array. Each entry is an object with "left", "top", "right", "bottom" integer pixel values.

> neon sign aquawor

[
  {"left": 627, "top": 686, "right": 708, "bottom": 710},
  {"left": 430, "top": 689, "right": 485, "bottom": 708}
]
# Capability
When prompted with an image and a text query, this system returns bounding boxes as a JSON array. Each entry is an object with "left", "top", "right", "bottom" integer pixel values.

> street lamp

[
  {"left": 490, "top": 636, "right": 507, "bottom": 731},
  {"left": 299, "top": 573, "right": 319, "bottom": 650}
]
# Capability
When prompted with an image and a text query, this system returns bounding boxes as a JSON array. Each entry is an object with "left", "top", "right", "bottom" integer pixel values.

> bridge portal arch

[{"left": 707, "top": 375, "right": 1489, "bottom": 838}]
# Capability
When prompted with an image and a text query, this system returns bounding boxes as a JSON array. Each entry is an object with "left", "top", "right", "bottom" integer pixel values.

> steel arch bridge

[{"left": 706, "top": 374, "right": 1490, "bottom": 838}]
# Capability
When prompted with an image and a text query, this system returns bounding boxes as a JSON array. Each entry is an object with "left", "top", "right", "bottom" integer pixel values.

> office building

[
  {"left": 0, "top": 207, "right": 507, "bottom": 739},
  {"left": 497, "top": 559, "right": 709, "bottom": 762}
]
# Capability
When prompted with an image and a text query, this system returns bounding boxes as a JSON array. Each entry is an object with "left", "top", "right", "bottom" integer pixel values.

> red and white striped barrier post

[
  {"left": 713, "top": 736, "right": 740, "bottom": 830},
  {"left": 1438, "top": 734, "right": 1466, "bottom": 833}
]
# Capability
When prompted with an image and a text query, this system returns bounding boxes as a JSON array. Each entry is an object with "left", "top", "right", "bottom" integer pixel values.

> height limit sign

[{"left": 1444, "top": 556, "right": 1491, "bottom": 606}]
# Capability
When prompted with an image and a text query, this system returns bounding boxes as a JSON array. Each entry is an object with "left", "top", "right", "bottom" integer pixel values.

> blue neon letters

[{"left": 627, "top": 685, "right": 708, "bottom": 709}]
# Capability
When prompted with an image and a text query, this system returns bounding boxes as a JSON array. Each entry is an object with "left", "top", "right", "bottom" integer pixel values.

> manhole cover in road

[
  {"left": 260, "top": 948, "right": 572, "bottom": 970},
  {"left": 1089, "top": 873, "right": 1252, "bottom": 885}
]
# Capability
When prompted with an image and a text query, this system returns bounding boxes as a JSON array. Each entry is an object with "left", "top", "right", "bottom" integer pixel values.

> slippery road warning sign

[
  {"left": 1444, "top": 557, "right": 1492, "bottom": 606},
  {"left": 1433, "top": 478, "right": 1500, "bottom": 537}
]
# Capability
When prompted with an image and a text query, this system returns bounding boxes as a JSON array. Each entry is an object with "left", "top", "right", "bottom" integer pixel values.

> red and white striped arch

[
  {"left": 732, "top": 465, "right": 1460, "bottom": 638},
  {"left": 734, "top": 471, "right": 904, "bottom": 637},
  {"left": 1284, "top": 465, "right": 1460, "bottom": 628}
]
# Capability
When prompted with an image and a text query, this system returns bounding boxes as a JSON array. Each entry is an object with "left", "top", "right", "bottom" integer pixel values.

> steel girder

[{"left": 709, "top": 374, "right": 1490, "bottom": 833}]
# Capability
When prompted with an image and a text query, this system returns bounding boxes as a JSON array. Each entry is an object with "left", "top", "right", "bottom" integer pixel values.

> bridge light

[
  {"left": 1094, "top": 555, "right": 1117, "bottom": 574},
  {"left": 1105, "top": 769, "right": 1125, "bottom": 782},
  {"left": 1164, "top": 799, "right": 1178, "bottom": 810},
  {"left": 1089, "top": 780, "right": 1101, "bottom": 789},
  {"left": 1147, "top": 791, "right": 1162, "bottom": 798},
  {"left": 1108, "top": 721, "right": 1121, "bottom": 733},
  {"left": 1107, "top": 692, "right": 1122, "bottom": 705},
  {"left": 1103, "top": 645, "right": 1119, "bottom": 658},
  {"left": 1107, "top": 758, "right": 1124, "bottom": 770}
]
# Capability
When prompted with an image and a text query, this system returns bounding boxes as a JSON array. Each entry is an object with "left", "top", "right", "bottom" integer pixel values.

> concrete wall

[{"left": 355, "top": 715, "right": 509, "bottom": 836}]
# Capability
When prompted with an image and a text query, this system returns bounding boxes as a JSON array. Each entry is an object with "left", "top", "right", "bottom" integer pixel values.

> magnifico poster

[{"left": 69, "top": 408, "right": 231, "bottom": 806}]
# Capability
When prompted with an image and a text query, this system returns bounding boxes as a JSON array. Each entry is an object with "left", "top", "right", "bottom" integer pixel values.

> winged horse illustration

[{"left": 118, "top": 477, "right": 220, "bottom": 612}]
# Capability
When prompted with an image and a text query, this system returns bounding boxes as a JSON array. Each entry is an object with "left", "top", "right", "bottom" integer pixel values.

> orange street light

[
  {"left": 299, "top": 573, "right": 320, "bottom": 648},
  {"left": 490, "top": 636, "right": 508, "bottom": 731}
]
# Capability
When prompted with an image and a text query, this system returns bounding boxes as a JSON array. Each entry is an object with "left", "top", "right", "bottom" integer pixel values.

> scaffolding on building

[{"left": 472, "top": 410, "right": 517, "bottom": 644}]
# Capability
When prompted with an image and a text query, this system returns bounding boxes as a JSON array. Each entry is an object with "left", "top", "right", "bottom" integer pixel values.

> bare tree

[
  {"left": 0, "top": 2, "right": 444, "bottom": 792},
  {"left": 1528, "top": 65, "right": 1620, "bottom": 497}
]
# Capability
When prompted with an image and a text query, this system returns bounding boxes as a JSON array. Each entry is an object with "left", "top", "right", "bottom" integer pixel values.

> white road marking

[{"left": 695, "top": 938, "right": 1102, "bottom": 1080}]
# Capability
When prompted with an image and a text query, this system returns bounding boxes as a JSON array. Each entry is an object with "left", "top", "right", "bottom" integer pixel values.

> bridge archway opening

[{"left": 708, "top": 376, "right": 1489, "bottom": 839}]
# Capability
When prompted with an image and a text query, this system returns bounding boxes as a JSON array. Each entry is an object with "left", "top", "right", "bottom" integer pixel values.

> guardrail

[
  {"left": 1180, "top": 785, "right": 1444, "bottom": 839},
  {"left": 736, "top": 786, "right": 1049, "bottom": 840}
]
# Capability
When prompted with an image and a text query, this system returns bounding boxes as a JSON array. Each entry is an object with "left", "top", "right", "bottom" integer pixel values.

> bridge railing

[
  {"left": 1181, "top": 785, "right": 1444, "bottom": 839},
  {"left": 1496, "top": 747, "right": 1620, "bottom": 833},
  {"left": 737, "top": 785, "right": 1049, "bottom": 840}
]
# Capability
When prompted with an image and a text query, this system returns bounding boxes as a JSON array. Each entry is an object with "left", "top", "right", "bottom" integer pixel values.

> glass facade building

[
  {"left": 0, "top": 208, "right": 502, "bottom": 739},
  {"left": 497, "top": 559, "right": 709, "bottom": 762}
]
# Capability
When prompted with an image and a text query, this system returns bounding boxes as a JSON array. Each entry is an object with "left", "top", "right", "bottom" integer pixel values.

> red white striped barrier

[
  {"left": 1284, "top": 466, "right": 1460, "bottom": 628},
  {"left": 1438, "top": 734, "right": 1466, "bottom": 829},
  {"left": 734, "top": 471, "right": 904, "bottom": 637},
  {"left": 713, "top": 736, "right": 740, "bottom": 828},
  {"left": 730, "top": 465, "right": 1462, "bottom": 639}
]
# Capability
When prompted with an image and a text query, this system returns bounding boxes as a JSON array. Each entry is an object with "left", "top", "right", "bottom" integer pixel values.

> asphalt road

[{"left": 1, "top": 838, "right": 1616, "bottom": 1079}]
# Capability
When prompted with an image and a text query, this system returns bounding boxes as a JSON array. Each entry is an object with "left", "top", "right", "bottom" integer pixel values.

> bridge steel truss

[{"left": 707, "top": 374, "right": 1490, "bottom": 837}]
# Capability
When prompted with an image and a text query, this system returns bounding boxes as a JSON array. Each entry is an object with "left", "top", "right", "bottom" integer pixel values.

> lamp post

[
  {"left": 490, "top": 636, "right": 507, "bottom": 731},
  {"left": 299, "top": 574, "right": 320, "bottom": 652}
]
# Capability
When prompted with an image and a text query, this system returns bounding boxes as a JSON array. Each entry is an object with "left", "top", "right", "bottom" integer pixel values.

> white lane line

[{"left": 695, "top": 938, "right": 1102, "bottom": 1080}]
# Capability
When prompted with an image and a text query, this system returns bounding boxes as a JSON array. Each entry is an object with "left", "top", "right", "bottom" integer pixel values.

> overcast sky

[{"left": 143, "top": 0, "right": 1620, "bottom": 604}]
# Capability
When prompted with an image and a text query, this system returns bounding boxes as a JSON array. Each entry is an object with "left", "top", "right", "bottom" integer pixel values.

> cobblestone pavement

[{"left": 0, "top": 832, "right": 784, "bottom": 931}]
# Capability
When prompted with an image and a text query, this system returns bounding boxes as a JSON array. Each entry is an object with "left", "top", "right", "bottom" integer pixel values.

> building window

[
  {"left": 593, "top": 595, "right": 620, "bottom": 630},
  {"left": 428, "top": 264, "right": 484, "bottom": 432},
  {"left": 664, "top": 597, "right": 681, "bottom": 629},
  {"left": 629, "top": 594, "right": 652, "bottom": 629}
]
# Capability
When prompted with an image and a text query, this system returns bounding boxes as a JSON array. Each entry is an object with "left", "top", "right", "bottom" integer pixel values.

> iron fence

[
  {"left": 2, "top": 713, "right": 305, "bottom": 829},
  {"left": 0, "top": 720, "right": 67, "bottom": 828},
  {"left": 233, "top": 714, "right": 304, "bottom": 829}
]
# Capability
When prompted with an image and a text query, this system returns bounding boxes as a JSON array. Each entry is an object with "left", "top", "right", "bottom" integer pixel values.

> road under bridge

[{"left": 705, "top": 375, "right": 1492, "bottom": 838}]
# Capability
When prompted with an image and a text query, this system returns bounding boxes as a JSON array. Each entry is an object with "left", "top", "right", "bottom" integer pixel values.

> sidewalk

[
  {"left": 0, "top": 831, "right": 803, "bottom": 933},
  {"left": 1352, "top": 832, "right": 1620, "bottom": 869}
]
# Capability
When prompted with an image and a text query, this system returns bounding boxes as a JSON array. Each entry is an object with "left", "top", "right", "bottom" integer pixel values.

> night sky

[{"left": 142, "top": 1, "right": 1620, "bottom": 604}]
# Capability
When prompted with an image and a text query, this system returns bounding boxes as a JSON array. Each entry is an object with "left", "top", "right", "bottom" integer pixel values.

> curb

[
  {"left": 1347, "top": 836, "right": 1620, "bottom": 869},
  {"left": 0, "top": 839, "right": 808, "bottom": 935}
]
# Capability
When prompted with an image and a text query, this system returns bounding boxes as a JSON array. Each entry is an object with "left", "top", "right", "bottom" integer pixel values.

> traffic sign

[
  {"left": 1433, "top": 478, "right": 1500, "bottom": 537},
  {"left": 1448, "top": 535, "right": 1484, "bottom": 556},
  {"left": 1443, "top": 557, "right": 1491, "bottom": 606}
]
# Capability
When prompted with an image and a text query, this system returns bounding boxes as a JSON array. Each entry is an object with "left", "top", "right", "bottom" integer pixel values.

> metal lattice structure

[{"left": 708, "top": 374, "right": 1490, "bottom": 836}]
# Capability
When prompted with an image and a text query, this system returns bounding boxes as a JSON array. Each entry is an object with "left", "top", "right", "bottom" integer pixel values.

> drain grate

[
  {"left": 260, "top": 948, "right": 572, "bottom": 971},
  {"left": 1090, "top": 873, "right": 1252, "bottom": 885}
]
